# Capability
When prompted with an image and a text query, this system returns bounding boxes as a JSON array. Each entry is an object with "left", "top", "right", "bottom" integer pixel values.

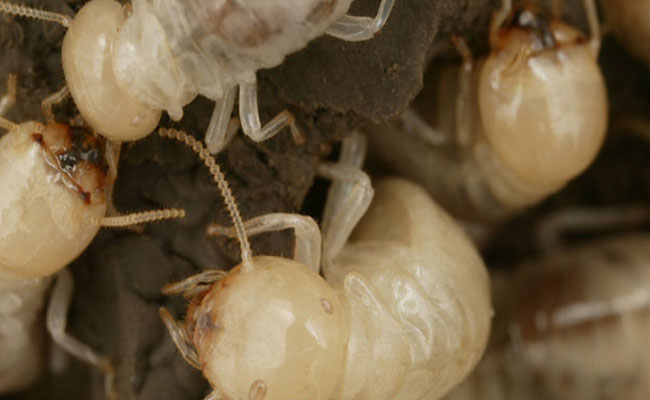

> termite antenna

[
  {"left": 92, "top": 209, "right": 186, "bottom": 227},
  {"left": 0, "top": 1, "right": 71, "bottom": 27},
  {"left": 158, "top": 128, "right": 254, "bottom": 271}
]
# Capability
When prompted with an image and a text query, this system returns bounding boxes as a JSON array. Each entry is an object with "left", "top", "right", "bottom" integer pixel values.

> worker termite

[
  {"left": 0, "top": 74, "right": 185, "bottom": 395},
  {"left": 0, "top": 0, "right": 395, "bottom": 153},
  {"left": 601, "top": 0, "right": 650, "bottom": 68},
  {"left": 365, "top": 0, "right": 607, "bottom": 222},
  {"left": 158, "top": 130, "right": 492, "bottom": 400},
  {"left": 444, "top": 206, "right": 650, "bottom": 400}
]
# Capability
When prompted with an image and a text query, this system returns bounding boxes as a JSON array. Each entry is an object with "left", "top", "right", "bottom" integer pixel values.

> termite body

[
  {"left": 0, "top": 75, "right": 184, "bottom": 394},
  {"left": 445, "top": 233, "right": 650, "bottom": 400},
  {"left": 1, "top": 0, "right": 395, "bottom": 153},
  {"left": 160, "top": 131, "right": 492, "bottom": 400},
  {"left": 365, "top": 0, "right": 607, "bottom": 222}
]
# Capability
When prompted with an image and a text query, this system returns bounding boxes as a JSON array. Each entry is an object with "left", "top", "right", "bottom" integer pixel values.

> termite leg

[
  {"left": 399, "top": 108, "right": 452, "bottom": 146},
  {"left": 489, "top": 0, "right": 512, "bottom": 48},
  {"left": 317, "top": 132, "right": 374, "bottom": 266},
  {"left": 535, "top": 205, "right": 650, "bottom": 253},
  {"left": 205, "top": 86, "right": 238, "bottom": 154},
  {"left": 158, "top": 307, "right": 201, "bottom": 370},
  {"left": 40, "top": 85, "right": 69, "bottom": 123},
  {"left": 325, "top": 0, "right": 395, "bottom": 41},
  {"left": 162, "top": 270, "right": 228, "bottom": 298},
  {"left": 207, "top": 213, "right": 322, "bottom": 274},
  {"left": 46, "top": 269, "right": 117, "bottom": 400},
  {"left": 0, "top": 74, "right": 18, "bottom": 132},
  {"left": 451, "top": 36, "right": 475, "bottom": 148},
  {"left": 0, "top": 73, "right": 16, "bottom": 117},
  {"left": 238, "top": 82, "right": 304, "bottom": 145},
  {"left": 582, "top": 0, "right": 601, "bottom": 56}
]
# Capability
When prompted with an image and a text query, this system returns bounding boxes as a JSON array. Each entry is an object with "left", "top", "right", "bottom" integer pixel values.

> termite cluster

[{"left": 0, "top": 0, "right": 649, "bottom": 400}]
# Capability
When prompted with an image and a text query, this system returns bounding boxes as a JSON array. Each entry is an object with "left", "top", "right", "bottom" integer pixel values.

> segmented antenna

[
  {"left": 95, "top": 209, "right": 186, "bottom": 227},
  {"left": 158, "top": 128, "right": 254, "bottom": 271},
  {"left": 0, "top": 1, "right": 72, "bottom": 27}
]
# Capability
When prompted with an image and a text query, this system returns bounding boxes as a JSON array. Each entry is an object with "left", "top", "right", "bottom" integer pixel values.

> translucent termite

[
  {"left": 0, "top": 74, "right": 185, "bottom": 395},
  {"left": 365, "top": 0, "right": 607, "bottom": 222},
  {"left": 444, "top": 206, "right": 650, "bottom": 400},
  {"left": 159, "top": 131, "right": 493, "bottom": 400},
  {"left": 0, "top": 0, "right": 395, "bottom": 153},
  {"left": 601, "top": 0, "right": 650, "bottom": 68}
]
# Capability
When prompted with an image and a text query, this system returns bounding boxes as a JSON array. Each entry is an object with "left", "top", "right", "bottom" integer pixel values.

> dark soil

[{"left": 1, "top": 0, "right": 649, "bottom": 399}]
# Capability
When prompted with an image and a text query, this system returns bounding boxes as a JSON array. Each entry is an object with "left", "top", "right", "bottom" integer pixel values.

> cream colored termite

[
  {"left": 601, "top": 0, "right": 650, "bottom": 68},
  {"left": 365, "top": 0, "right": 607, "bottom": 222},
  {"left": 159, "top": 131, "right": 492, "bottom": 400},
  {"left": 0, "top": 74, "right": 185, "bottom": 396},
  {"left": 443, "top": 206, "right": 650, "bottom": 400},
  {"left": 0, "top": 0, "right": 395, "bottom": 154}
]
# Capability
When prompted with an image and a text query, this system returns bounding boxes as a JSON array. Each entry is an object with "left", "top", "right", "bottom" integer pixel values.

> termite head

[
  {"left": 0, "top": 121, "right": 107, "bottom": 280},
  {"left": 478, "top": 3, "right": 607, "bottom": 188},
  {"left": 185, "top": 256, "right": 346, "bottom": 400},
  {"left": 61, "top": 0, "right": 161, "bottom": 141},
  {"left": 36, "top": 122, "right": 108, "bottom": 205}
]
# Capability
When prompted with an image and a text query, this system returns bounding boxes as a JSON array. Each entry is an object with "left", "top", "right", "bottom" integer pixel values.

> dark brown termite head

[
  {"left": 493, "top": 3, "right": 586, "bottom": 56},
  {"left": 33, "top": 123, "right": 108, "bottom": 205}
]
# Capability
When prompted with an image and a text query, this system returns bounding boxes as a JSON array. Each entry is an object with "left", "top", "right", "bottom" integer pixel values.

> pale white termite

[
  {"left": 601, "top": 0, "right": 650, "bottom": 68},
  {"left": 0, "top": 0, "right": 395, "bottom": 153},
  {"left": 365, "top": 0, "right": 607, "bottom": 222},
  {"left": 158, "top": 130, "right": 493, "bottom": 400},
  {"left": 444, "top": 206, "right": 650, "bottom": 400},
  {"left": 0, "top": 74, "right": 185, "bottom": 395}
]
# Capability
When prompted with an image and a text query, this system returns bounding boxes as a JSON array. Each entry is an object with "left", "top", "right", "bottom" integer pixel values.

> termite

[
  {"left": 365, "top": 0, "right": 607, "bottom": 222},
  {"left": 601, "top": 0, "right": 650, "bottom": 68},
  {"left": 158, "top": 130, "right": 492, "bottom": 400},
  {"left": 444, "top": 205, "right": 650, "bottom": 400},
  {"left": 0, "top": 74, "right": 185, "bottom": 395},
  {"left": 0, "top": 0, "right": 395, "bottom": 153}
]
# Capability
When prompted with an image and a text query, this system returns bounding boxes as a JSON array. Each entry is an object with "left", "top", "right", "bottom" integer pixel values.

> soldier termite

[
  {"left": 159, "top": 131, "right": 492, "bottom": 400},
  {"left": 0, "top": 0, "right": 395, "bottom": 153},
  {"left": 365, "top": 0, "right": 607, "bottom": 222}
]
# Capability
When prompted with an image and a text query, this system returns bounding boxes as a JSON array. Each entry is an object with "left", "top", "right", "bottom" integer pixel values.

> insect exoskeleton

[
  {"left": 601, "top": 0, "right": 650, "bottom": 68},
  {"left": 1, "top": 0, "right": 395, "bottom": 152},
  {"left": 160, "top": 131, "right": 492, "bottom": 400},
  {"left": 444, "top": 207, "right": 650, "bottom": 400},
  {"left": 0, "top": 121, "right": 107, "bottom": 281},
  {"left": 365, "top": 0, "right": 607, "bottom": 222}
]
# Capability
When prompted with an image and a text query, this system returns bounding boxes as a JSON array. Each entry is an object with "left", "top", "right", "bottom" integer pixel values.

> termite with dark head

[
  {"left": 0, "top": 74, "right": 185, "bottom": 396},
  {"left": 365, "top": 0, "right": 607, "bottom": 222},
  {"left": 444, "top": 205, "right": 650, "bottom": 400},
  {"left": 158, "top": 131, "right": 493, "bottom": 400},
  {"left": 0, "top": 0, "right": 395, "bottom": 154}
]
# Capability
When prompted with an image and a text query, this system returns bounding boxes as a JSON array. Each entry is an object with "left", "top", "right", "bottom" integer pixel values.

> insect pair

[{"left": 0, "top": 0, "right": 395, "bottom": 153}]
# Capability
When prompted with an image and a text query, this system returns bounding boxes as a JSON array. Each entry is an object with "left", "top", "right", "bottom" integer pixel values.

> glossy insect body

[
  {"left": 366, "top": 0, "right": 607, "bottom": 222},
  {"left": 0, "top": 122, "right": 107, "bottom": 281},
  {"left": 445, "top": 234, "right": 650, "bottom": 400},
  {"left": 161, "top": 132, "right": 492, "bottom": 400},
  {"left": 601, "top": 0, "right": 650, "bottom": 68}
]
